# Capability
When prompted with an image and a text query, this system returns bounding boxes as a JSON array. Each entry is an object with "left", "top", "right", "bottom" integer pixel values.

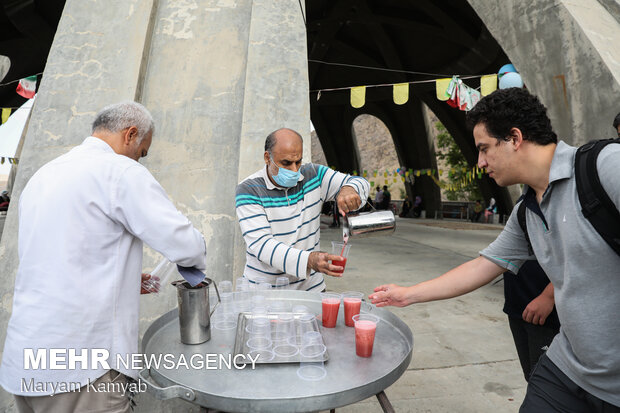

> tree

[{"left": 435, "top": 121, "right": 482, "bottom": 201}]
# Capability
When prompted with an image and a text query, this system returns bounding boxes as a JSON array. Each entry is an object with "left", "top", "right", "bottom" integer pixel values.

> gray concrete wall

[
  {"left": 0, "top": 0, "right": 310, "bottom": 411},
  {"left": 468, "top": 0, "right": 620, "bottom": 146}
]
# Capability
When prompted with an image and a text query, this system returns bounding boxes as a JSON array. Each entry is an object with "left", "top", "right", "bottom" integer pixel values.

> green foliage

[{"left": 435, "top": 122, "right": 482, "bottom": 201}]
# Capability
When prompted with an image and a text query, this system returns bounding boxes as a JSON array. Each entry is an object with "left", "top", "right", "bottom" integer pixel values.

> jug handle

[{"left": 210, "top": 280, "right": 221, "bottom": 317}]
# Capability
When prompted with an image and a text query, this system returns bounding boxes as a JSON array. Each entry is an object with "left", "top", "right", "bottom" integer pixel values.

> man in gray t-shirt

[{"left": 370, "top": 88, "right": 620, "bottom": 411}]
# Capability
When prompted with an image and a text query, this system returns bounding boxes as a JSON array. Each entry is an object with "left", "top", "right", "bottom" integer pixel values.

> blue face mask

[{"left": 270, "top": 158, "right": 301, "bottom": 188}]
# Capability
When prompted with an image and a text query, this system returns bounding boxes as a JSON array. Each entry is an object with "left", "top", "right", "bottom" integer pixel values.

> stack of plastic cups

[
  {"left": 272, "top": 313, "right": 299, "bottom": 360},
  {"left": 246, "top": 307, "right": 274, "bottom": 362},
  {"left": 288, "top": 313, "right": 319, "bottom": 347},
  {"left": 235, "top": 277, "right": 251, "bottom": 314},
  {"left": 274, "top": 276, "right": 292, "bottom": 311},
  {"left": 297, "top": 330, "right": 327, "bottom": 381},
  {"left": 212, "top": 281, "right": 237, "bottom": 330}
]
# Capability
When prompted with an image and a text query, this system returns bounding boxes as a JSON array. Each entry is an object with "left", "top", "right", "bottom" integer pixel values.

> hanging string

[
  {"left": 308, "top": 59, "right": 481, "bottom": 78},
  {"left": 0, "top": 72, "right": 42, "bottom": 88},
  {"left": 309, "top": 74, "right": 482, "bottom": 93}
]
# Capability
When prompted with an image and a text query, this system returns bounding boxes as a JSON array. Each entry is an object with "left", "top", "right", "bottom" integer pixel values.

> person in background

[
  {"left": 0, "top": 190, "right": 9, "bottom": 211},
  {"left": 471, "top": 199, "right": 483, "bottom": 222},
  {"left": 380, "top": 185, "right": 391, "bottom": 210},
  {"left": 399, "top": 198, "right": 412, "bottom": 217},
  {"left": 503, "top": 261, "right": 560, "bottom": 382},
  {"left": 374, "top": 186, "right": 384, "bottom": 206},
  {"left": 412, "top": 195, "right": 422, "bottom": 218},
  {"left": 613, "top": 112, "right": 620, "bottom": 138},
  {"left": 0, "top": 102, "right": 207, "bottom": 412},
  {"left": 484, "top": 197, "right": 496, "bottom": 223}
]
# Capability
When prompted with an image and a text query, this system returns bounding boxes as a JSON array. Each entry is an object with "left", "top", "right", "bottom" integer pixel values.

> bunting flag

[
  {"left": 1, "top": 108, "right": 11, "bottom": 124},
  {"left": 16, "top": 76, "right": 37, "bottom": 99},
  {"left": 393, "top": 83, "right": 409, "bottom": 105},
  {"left": 436, "top": 78, "right": 452, "bottom": 101},
  {"left": 480, "top": 74, "right": 498, "bottom": 96},
  {"left": 350, "top": 86, "right": 366, "bottom": 108}
]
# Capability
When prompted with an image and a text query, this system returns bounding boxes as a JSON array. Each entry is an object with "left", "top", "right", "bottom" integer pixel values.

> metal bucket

[
  {"left": 343, "top": 210, "right": 395, "bottom": 238},
  {"left": 172, "top": 278, "right": 220, "bottom": 345}
]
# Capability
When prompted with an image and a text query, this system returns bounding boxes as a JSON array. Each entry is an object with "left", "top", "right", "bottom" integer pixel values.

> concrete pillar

[
  {"left": 468, "top": 0, "right": 620, "bottom": 145},
  {"left": 0, "top": 0, "right": 310, "bottom": 411}
]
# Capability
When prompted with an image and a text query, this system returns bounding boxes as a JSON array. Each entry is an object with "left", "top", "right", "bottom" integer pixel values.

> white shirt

[{"left": 0, "top": 137, "right": 206, "bottom": 395}]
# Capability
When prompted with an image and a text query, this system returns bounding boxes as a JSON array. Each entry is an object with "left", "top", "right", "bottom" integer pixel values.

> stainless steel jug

[
  {"left": 172, "top": 278, "right": 220, "bottom": 345},
  {"left": 343, "top": 209, "right": 396, "bottom": 238}
]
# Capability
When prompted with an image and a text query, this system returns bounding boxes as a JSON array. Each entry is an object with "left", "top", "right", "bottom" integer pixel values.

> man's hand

[
  {"left": 308, "top": 251, "right": 345, "bottom": 277},
  {"left": 336, "top": 186, "right": 361, "bottom": 216},
  {"left": 141, "top": 273, "right": 160, "bottom": 294},
  {"left": 522, "top": 293, "right": 554, "bottom": 325},
  {"left": 369, "top": 284, "right": 412, "bottom": 307}
]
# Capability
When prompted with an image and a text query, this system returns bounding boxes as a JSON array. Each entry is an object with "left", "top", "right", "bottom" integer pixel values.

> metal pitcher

[
  {"left": 172, "top": 278, "right": 220, "bottom": 345},
  {"left": 343, "top": 208, "right": 396, "bottom": 238}
]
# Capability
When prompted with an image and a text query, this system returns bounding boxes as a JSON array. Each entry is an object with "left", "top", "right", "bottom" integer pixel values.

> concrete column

[
  {"left": 468, "top": 0, "right": 620, "bottom": 145},
  {"left": 233, "top": 0, "right": 310, "bottom": 278},
  {"left": 0, "top": 0, "right": 310, "bottom": 411}
]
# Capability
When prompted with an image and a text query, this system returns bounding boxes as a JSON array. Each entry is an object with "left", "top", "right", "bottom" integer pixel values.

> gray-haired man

[{"left": 0, "top": 102, "right": 207, "bottom": 412}]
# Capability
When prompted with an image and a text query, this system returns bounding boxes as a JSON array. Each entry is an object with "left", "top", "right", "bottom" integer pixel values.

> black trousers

[
  {"left": 508, "top": 316, "right": 559, "bottom": 381},
  {"left": 520, "top": 354, "right": 620, "bottom": 412}
]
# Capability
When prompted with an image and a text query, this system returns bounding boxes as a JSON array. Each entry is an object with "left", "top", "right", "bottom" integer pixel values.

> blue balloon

[
  {"left": 498, "top": 64, "right": 517, "bottom": 75},
  {"left": 499, "top": 72, "right": 523, "bottom": 89}
]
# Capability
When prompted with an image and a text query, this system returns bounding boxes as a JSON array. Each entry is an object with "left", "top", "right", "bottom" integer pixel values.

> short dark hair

[
  {"left": 613, "top": 113, "right": 620, "bottom": 130},
  {"left": 264, "top": 128, "right": 303, "bottom": 154},
  {"left": 466, "top": 88, "right": 557, "bottom": 145},
  {"left": 383, "top": 185, "right": 388, "bottom": 190}
]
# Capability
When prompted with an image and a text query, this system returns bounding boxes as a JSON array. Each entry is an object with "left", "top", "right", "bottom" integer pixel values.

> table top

[{"left": 142, "top": 290, "right": 413, "bottom": 412}]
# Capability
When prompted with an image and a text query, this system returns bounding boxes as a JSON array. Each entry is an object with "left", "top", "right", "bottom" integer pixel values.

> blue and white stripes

[{"left": 235, "top": 163, "right": 369, "bottom": 291}]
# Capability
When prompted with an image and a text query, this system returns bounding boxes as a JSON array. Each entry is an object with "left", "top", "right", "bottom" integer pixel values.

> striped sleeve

[
  {"left": 319, "top": 164, "right": 370, "bottom": 210},
  {"left": 235, "top": 192, "right": 311, "bottom": 279}
]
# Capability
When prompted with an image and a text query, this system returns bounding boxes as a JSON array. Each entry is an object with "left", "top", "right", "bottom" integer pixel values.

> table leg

[{"left": 376, "top": 391, "right": 395, "bottom": 413}]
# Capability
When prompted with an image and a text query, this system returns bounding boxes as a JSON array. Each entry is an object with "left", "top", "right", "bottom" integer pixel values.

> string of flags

[
  {"left": 331, "top": 165, "right": 488, "bottom": 192},
  {"left": 313, "top": 62, "right": 523, "bottom": 112},
  {"left": 1, "top": 75, "right": 38, "bottom": 126},
  {"left": 0, "top": 157, "right": 18, "bottom": 165}
]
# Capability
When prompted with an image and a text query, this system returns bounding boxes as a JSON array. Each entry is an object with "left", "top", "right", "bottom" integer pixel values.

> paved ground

[{"left": 320, "top": 217, "right": 526, "bottom": 413}]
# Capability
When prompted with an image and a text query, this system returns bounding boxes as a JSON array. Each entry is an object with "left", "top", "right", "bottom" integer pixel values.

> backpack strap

[
  {"left": 575, "top": 138, "right": 620, "bottom": 256},
  {"left": 516, "top": 196, "right": 534, "bottom": 256}
]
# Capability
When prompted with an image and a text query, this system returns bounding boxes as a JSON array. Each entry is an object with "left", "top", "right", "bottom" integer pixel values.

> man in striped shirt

[{"left": 236, "top": 128, "right": 370, "bottom": 291}]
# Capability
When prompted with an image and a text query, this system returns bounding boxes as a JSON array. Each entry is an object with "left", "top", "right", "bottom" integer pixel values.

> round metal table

[{"left": 141, "top": 290, "right": 413, "bottom": 412}]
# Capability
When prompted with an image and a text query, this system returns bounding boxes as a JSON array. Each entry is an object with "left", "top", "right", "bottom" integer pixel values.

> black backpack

[{"left": 517, "top": 138, "right": 620, "bottom": 256}]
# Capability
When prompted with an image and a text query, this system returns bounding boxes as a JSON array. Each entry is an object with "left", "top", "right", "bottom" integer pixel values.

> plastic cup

[
  {"left": 330, "top": 241, "right": 351, "bottom": 274},
  {"left": 297, "top": 344, "right": 327, "bottom": 381},
  {"left": 248, "top": 349, "right": 274, "bottom": 363},
  {"left": 275, "top": 276, "right": 290, "bottom": 289},
  {"left": 301, "top": 331, "right": 323, "bottom": 346},
  {"left": 352, "top": 313, "right": 380, "bottom": 357},
  {"left": 269, "top": 300, "right": 291, "bottom": 313},
  {"left": 247, "top": 316, "right": 271, "bottom": 338},
  {"left": 246, "top": 336, "right": 272, "bottom": 350},
  {"left": 251, "top": 295, "right": 266, "bottom": 310},
  {"left": 292, "top": 305, "right": 310, "bottom": 314},
  {"left": 273, "top": 342, "right": 299, "bottom": 359},
  {"left": 321, "top": 293, "right": 342, "bottom": 328},
  {"left": 212, "top": 292, "right": 237, "bottom": 330},
  {"left": 342, "top": 291, "right": 364, "bottom": 327},
  {"left": 272, "top": 313, "right": 295, "bottom": 343}
]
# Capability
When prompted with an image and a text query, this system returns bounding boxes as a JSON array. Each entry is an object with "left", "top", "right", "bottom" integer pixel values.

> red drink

[
  {"left": 355, "top": 320, "right": 377, "bottom": 357},
  {"left": 322, "top": 298, "right": 340, "bottom": 328},
  {"left": 343, "top": 298, "right": 361, "bottom": 327},
  {"left": 331, "top": 257, "right": 347, "bottom": 274}
]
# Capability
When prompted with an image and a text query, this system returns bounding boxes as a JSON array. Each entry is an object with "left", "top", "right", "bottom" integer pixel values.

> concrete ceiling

[{"left": 306, "top": 0, "right": 514, "bottom": 214}]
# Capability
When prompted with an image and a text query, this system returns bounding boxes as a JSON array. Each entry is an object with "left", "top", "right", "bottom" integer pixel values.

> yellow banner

[{"left": 350, "top": 86, "right": 366, "bottom": 108}]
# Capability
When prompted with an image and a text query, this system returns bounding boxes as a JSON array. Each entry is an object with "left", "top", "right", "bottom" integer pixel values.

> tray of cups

[{"left": 233, "top": 311, "right": 329, "bottom": 364}]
